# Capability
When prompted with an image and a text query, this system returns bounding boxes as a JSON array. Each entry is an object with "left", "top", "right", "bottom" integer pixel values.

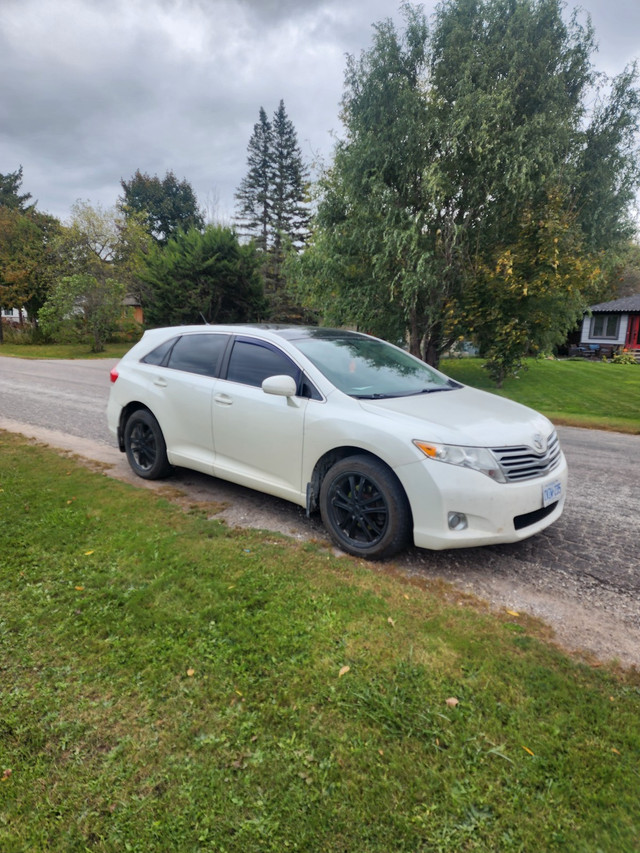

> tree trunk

[
  {"left": 424, "top": 336, "right": 440, "bottom": 368},
  {"left": 408, "top": 320, "right": 421, "bottom": 358}
]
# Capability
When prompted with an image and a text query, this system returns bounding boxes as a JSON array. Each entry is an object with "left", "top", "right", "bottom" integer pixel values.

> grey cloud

[{"left": 0, "top": 0, "right": 637, "bottom": 222}]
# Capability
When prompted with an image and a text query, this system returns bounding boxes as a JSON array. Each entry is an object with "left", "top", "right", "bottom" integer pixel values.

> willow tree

[{"left": 295, "top": 1, "right": 639, "bottom": 375}]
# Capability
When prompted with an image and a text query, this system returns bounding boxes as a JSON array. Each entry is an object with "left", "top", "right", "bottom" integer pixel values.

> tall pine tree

[
  {"left": 271, "top": 100, "right": 311, "bottom": 253},
  {"left": 235, "top": 107, "right": 274, "bottom": 252},
  {"left": 235, "top": 101, "right": 310, "bottom": 305}
]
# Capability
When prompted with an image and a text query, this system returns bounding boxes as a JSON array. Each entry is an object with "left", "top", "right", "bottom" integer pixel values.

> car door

[
  {"left": 146, "top": 332, "right": 229, "bottom": 473},
  {"left": 212, "top": 336, "right": 309, "bottom": 503}
]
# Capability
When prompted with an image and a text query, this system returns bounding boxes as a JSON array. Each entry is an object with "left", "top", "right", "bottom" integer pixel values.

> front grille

[{"left": 492, "top": 430, "right": 561, "bottom": 483}]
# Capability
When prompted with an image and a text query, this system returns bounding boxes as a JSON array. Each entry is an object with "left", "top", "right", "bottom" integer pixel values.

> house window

[{"left": 591, "top": 314, "right": 619, "bottom": 338}]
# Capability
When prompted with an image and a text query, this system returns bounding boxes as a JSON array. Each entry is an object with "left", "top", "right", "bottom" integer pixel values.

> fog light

[{"left": 448, "top": 512, "right": 468, "bottom": 531}]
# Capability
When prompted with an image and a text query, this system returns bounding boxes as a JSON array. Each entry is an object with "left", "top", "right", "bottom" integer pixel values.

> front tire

[
  {"left": 319, "top": 455, "right": 411, "bottom": 560},
  {"left": 123, "top": 409, "right": 172, "bottom": 480}
]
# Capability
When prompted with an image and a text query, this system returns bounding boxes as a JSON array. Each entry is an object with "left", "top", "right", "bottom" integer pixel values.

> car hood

[{"left": 357, "top": 385, "right": 552, "bottom": 447}]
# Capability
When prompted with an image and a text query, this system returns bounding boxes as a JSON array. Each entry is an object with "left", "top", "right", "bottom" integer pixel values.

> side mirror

[{"left": 262, "top": 374, "right": 297, "bottom": 397}]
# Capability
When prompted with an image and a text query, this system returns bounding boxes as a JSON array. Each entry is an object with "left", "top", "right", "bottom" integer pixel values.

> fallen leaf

[
  {"left": 75, "top": 586, "right": 84, "bottom": 591},
  {"left": 521, "top": 745, "right": 535, "bottom": 756},
  {"left": 387, "top": 617, "right": 395, "bottom": 627},
  {"left": 187, "top": 668, "right": 195, "bottom": 677},
  {"left": 1, "top": 769, "right": 11, "bottom": 781},
  {"left": 506, "top": 609, "right": 520, "bottom": 617},
  {"left": 84, "top": 550, "right": 94, "bottom": 556},
  {"left": 338, "top": 665, "right": 350, "bottom": 678},
  {"left": 445, "top": 697, "right": 459, "bottom": 708},
  {"left": 611, "top": 748, "right": 621, "bottom": 755}
]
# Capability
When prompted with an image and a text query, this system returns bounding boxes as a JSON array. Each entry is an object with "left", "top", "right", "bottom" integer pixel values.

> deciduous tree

[
  {"left": 295, "top": 1, "right": 640, "bottom": 379},
  {"left": 38, "top": 202, "right": 149, "bottom": 349},
  {"left": 0, "top": 205, "right": 61, "bottom": 341},
  {"left": 38, "top": 274, "right": 126, "bottom": 352},
  {"left": 119, "top": 170, "right": 204, "bottom": 245}
]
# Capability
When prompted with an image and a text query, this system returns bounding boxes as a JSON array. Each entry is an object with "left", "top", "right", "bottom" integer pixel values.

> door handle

[
  {"left": 214, "top": 393, "right": 233, "bottom": 406},
  {"left": 153, "top": 377, "right": 168, "bottom": 387}
]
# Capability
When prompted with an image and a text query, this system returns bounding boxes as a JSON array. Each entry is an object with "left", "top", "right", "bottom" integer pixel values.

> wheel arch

[
  {"left": 117, "top": 401, "right": 155, "bottom": 452},
  {"left": 306, "top": 446, "right": 413, "bottom": 526}
]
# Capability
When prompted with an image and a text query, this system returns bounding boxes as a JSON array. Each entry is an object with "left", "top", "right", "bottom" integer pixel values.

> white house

[
  {"left": 1, "top": 307, "right": 27, "bottom": 325},
  {"left": 577, "top": 294, "right": 640, "bottom": 358}
]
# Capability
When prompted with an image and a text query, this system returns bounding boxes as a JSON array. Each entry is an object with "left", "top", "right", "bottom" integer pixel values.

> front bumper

[{"left": 396, "top": 452, "right": 568, "bottom": 551}]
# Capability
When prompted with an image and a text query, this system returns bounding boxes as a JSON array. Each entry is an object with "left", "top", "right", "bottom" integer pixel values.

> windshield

[{"left": 293, "top": 335, "right": 459, "bottom": 398}]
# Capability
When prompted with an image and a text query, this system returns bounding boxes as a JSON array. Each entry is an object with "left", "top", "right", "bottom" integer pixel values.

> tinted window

[
  {"left": 226, "top": 339, "right": 300, "bottom": 388},
  {"left": 166, "top": 334, "right": 228, "bottom": 377},
  {"left": 141, "top": 337, "right": 177, "bottom": 366}
]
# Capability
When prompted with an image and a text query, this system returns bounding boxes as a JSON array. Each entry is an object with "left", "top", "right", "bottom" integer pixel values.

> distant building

[
  {"left": 578, "top": 294, "right": 640, "bottom": 357},
  {"left": 1, "top": 307, "right": 27, "bottom": 325}
]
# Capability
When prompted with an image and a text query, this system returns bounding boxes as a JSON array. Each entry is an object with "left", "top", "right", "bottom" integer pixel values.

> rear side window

[
  {"left": 141, "top": 337, "right": 177, "bottom": 366},
  {"left": 166, "top": 334, "right": 228, "bottom": 377},
  {"left": 226, "top": 339, "right": 300, "bottom": 388}
]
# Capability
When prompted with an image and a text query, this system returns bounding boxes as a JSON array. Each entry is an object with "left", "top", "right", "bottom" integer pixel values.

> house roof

[{"left": 588, "top": 294, "right": 640, "bottom": 313}]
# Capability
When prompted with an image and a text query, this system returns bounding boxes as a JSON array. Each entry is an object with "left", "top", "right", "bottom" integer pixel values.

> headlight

[{"left": 413, "top": 440, "right": 507, "bottom": 483}]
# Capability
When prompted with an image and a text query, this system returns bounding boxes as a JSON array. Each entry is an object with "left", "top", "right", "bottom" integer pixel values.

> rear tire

[
  {"left": 319, "top": 455, "right": 411, "bottom": 560},
  {"left": 124, "top": 409, "right": 172, "bottom": 480}
]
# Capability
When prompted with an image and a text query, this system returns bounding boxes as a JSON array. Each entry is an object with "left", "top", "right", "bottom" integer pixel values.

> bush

[
  {"left": 611, "top": 348, "right": 638, "bottom": 365},
  {"left": 0, "top": 320, "right": 37, "bottom": 344}
]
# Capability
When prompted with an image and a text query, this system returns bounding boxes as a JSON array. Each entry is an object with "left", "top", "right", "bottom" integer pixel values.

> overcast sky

[{"left": 1, "top": 0, "right": 639, "bottom": 225}]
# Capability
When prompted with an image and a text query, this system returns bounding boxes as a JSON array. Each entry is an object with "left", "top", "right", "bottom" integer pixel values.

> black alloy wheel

[
  {"left": 319, "top": 455, "right": 411, "bottom": 559},
  {"left": 123, "top": 409, "right": 172, "bottom": 480}
]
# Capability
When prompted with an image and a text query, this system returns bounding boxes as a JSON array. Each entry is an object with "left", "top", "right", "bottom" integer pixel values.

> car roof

[{"left": 143, "top": 324, "right": 372, "bottom": 344}]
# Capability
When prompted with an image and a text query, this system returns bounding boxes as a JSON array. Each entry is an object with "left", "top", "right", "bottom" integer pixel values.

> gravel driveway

[{"left": 1, "top": 355, "right": 639, "bottom": 668}]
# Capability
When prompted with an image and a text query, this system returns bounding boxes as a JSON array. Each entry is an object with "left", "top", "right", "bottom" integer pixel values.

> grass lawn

[
  {"left": 0, "top": 342, "right": 132, "bottom": 360},
  {"left": 1, "top": 432, "right": 639, "bottom": 851},
  {"left": 443, "top": 357, "right": 640, "bottom": 434}
]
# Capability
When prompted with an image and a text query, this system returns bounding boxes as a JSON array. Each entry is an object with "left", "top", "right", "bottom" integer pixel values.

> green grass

[
  {"left": 1, "top": 432, "right": 639, "bottom": 851},
  {"left": 443, "top": 357, "right": 640, "bottom": 434},
  {"left": 0, "top": 342, "right": 131, "bottom": 359}
]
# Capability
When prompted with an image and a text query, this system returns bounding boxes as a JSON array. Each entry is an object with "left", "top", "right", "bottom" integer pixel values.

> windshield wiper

[
  {"left": 352, "top": 392, "right": 397, "bottom": 399},
  {"left": 354, "top": 387, "right": 454, "bottom": 399},
  {"left": 405, "top": 386, "right": 455, "bottom": 396}
]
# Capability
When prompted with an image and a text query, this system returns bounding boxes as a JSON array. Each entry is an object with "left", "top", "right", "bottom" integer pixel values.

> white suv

[{"left": 107, "top": 325, "right": 567, "bottom": 559}]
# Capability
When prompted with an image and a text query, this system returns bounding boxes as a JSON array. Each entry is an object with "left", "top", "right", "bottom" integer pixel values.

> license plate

[{"left": 542, "top": 478, "right": 562, "bottom": 507}]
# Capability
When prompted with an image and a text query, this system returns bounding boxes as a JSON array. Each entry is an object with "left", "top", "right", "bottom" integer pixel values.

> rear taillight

[{"left": 110, "top": 367, "right": 119, "bottom": 383}]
